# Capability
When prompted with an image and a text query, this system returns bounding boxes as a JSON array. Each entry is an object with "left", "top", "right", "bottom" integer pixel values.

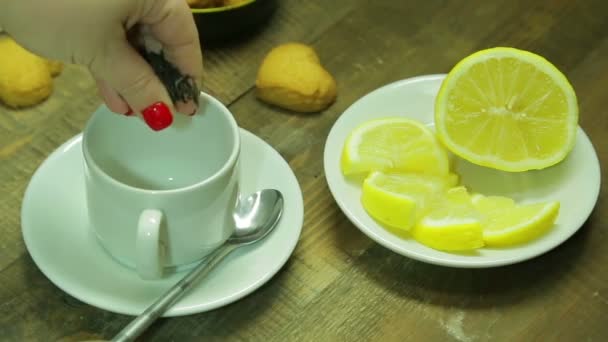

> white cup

[{"left": 82, "top": 93, "right": 240, "bottom": 279}]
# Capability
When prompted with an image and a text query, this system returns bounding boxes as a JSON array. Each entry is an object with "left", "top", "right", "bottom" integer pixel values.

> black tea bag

[
  {"left": 140, "top": 50, "right": 200, "bottom": 106},
  {"left": 129, "top": 24, "right": 200, "bottom": 106}
]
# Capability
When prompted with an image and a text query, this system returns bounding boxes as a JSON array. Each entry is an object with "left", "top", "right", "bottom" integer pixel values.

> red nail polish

[
  {"left": 125, "top": 108, "right": 133, "bottom": 116},
  {"left": 142, "top": 102, "right": 173, "bottom": 131}
]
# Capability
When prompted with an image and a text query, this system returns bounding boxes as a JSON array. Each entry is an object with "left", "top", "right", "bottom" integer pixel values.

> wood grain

[{"left": 1, "top": 0, "right": 608, "bottom": 341}]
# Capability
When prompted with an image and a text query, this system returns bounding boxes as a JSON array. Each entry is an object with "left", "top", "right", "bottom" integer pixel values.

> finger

[
  {"left": 90, "top": 38, "right": 174, "bottom": 131},
  {"left": 143, "top": 0, "right": 203, "bottom": 79},
  {"left": 95, "top": 78, "right": 131, "bottom": 115},
  {"left": 143, "top": 0, "right": 203, "bottom": 113}
]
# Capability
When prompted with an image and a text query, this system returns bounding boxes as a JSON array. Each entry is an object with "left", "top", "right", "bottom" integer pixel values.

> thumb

[{"left": 91, "top": 38, "right": 175, "bottom": 131}]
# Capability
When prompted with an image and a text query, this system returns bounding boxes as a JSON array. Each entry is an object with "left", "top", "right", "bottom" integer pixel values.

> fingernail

[
  {"left": 176, "top": 101, "right": 198, "bottom": 116},
  {"left": 142, "top": 102, "right": 173, "bottom": 131},
  {"left": 125, "top": 108, "right": 133, "bottom": 116}
]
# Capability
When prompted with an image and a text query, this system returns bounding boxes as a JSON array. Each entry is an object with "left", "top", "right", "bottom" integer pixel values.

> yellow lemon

[
  {"left": 411, "top": 186, "right": 484, "bottom": 251},
  {"left": 471, "top": 194, "right": 560, "bottom": 246},
  {"left": 361, "top": 171, "right": 458, "bottom": 231},
  {"left": 341, "top": 117, "right": 450, "bottom": 176},
  {"left": 435, "top": 47, "right": 579, "bottom": 172}
]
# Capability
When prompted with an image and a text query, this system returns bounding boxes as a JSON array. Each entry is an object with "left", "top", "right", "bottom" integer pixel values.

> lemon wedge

[
  {"left": 435, "top": 47, "right": 578, "bottom": 172},
  {"left": 411, "top": 187, "right": 484, "bottom": 251},
  {"left": 341, "top": 117, "right": 450, "bottom": 176},
  {"left": 471, "top": 194, "right": 560, "bottom": 246},
  {"left": 361, "top": 171, "right": 458, "bottom": 231}
]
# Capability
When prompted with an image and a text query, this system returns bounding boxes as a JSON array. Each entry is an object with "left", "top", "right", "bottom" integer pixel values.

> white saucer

[
  {"left": 323, "top": 74, "right": 601, "bottom": 268},
  {"left": 21, "top": 129, "right": 303, "bottom": 316}
]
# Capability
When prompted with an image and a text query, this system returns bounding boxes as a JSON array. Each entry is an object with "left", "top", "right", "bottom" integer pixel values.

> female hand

[{"left": 0, "top": 0, "right": 203, "bottom": 131}]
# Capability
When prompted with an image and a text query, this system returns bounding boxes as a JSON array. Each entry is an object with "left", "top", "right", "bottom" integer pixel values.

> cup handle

[{"left": 137, "top": 209, "right": 164, "bottom": 280}]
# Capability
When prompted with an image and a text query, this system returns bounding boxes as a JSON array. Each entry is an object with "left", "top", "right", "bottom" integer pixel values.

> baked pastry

[{"left": 255, "top": 43, "right": 337, "bottom": 113}]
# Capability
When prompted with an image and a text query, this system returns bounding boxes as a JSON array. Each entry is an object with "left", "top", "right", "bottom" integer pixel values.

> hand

[{"left": 0, "top": 0, "right": 203, "bottom": 130}]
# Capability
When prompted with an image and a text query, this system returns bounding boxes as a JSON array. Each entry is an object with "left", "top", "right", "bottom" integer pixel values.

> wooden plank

[
  {"left": 201, "top": 0, "right": 367, "bottom": 104},
  {"left": 224, "top": 0, "right": 608, "bottom": 341},
  {"left": 1, "top": 0, "right": 608, "bottom": 340},
  {"left": 0, "top": 1, "right": 368, "bottom": 340}
]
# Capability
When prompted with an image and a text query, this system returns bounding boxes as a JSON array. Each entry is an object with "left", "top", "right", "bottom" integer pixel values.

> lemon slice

[
  {"left": 411, "top": 187, "right": 484, "bottom": 251},
  {"left": 471, "top": 194, "right": 560, "bottom": 246},
  {"left": 341, "top": 117, "right": 450, "bottom": 176},
  {"left": 435, "top": 47, "right": 579, "bottom": 172},
  {"left": 361, "top": 171, "right": 458, "bottom": 231}
]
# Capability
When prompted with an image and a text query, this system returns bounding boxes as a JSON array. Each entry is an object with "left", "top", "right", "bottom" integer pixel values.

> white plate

[
  {"left": 323, "top": 74, "right": 601, "bottom": 268},
  {"left": 21, "top": 129, "right": 303, "bottom": 316}
]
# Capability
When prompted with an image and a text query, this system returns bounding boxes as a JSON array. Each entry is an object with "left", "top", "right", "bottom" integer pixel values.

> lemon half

[{"left": 435, "top": 47, "right": 579, "bottom": 172}]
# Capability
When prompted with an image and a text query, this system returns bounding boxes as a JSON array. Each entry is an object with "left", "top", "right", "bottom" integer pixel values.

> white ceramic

[
  {"left": 323, "top": 74, "right": 601, "bottom": 268},
  {"left": 21, "top": 129, "right": 303, "bottom": 316},
  {"left": 83, "top": 94, "right": 240, "bottom": 279}
]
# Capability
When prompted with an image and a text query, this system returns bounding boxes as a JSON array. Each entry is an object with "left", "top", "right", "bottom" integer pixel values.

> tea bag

[{"left": 129, "top": 25, "right": 200, "bottom": 107}]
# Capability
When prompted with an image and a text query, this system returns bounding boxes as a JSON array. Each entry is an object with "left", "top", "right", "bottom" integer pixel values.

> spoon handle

[{"left": 112, "top": 243, "right": 238, "bottom": 342}]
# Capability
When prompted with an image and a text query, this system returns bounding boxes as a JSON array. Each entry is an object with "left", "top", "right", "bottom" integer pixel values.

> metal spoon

[{"left": 112, "top": 189, "right": 284, "bottom": 342}]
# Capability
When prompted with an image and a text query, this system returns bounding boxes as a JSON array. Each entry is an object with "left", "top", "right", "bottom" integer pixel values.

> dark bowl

[{"left": 191, "top": 0, "right": 278, "bottom": 45}]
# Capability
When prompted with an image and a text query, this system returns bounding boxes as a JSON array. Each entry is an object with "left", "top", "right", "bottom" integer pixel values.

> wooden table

[{"left": 1, "top": 1, "right": 607, "bottom": 341}]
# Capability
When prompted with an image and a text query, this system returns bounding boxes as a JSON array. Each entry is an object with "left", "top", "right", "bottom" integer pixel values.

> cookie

[
  {"left": 0, "top": 37, "right": 53, "bottom": 108},
  {"left": 255, "top": 43, "right": 337, "bottom": 113}
]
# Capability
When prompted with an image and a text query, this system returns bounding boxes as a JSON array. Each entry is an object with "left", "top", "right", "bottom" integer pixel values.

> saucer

[
  {"left": 21, "top": 129, "right": 303, "bottom": 316},
  {"left": 323, "top": 74, "right": 601, "bottom": 268}
]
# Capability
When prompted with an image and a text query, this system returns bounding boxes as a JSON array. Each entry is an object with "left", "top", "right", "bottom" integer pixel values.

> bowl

[{"left": 190, "top": 0, "right": 278, "bottom": 44}]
